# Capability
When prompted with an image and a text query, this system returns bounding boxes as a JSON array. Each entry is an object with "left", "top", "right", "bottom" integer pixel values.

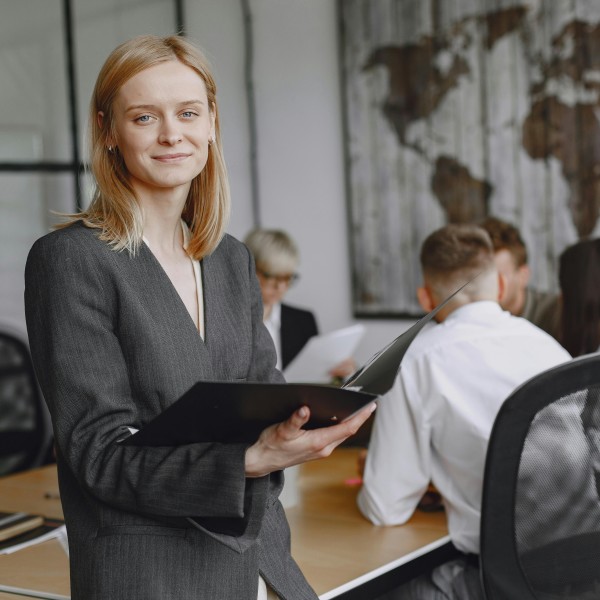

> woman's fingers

[
  {"left": 276, "top": 405, "right": 311, "bottom": 439},
  {"left": 319, "top": 401, "right": 377, "bottom": 447},
  {"left": 245, "top": 401, "right": 377, "bottom": 477}
]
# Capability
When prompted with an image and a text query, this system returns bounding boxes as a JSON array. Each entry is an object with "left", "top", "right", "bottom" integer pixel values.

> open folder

[{"left": 123, "top": 286, "right": 462, "bottom": 446}]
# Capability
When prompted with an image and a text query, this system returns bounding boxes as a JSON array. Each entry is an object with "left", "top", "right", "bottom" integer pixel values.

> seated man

[
  {"left": 480, "top": 216, "right": 561, "bottom": 341},
  {"left": 357, "top": 224, "right": 571, "bottom": 600}
]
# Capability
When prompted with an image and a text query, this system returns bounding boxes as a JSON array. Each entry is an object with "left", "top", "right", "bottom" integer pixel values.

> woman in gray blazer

[{"left": 24, "top": 35, "right": 375, "bottom": 600}]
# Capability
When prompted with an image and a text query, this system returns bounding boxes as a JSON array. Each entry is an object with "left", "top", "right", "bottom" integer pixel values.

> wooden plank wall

[{"left": 340, "top": 0, "right": 600, "bottom": 316}]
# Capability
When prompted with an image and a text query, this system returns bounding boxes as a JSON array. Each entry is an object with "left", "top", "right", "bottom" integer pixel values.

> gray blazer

[{"left": 25, "top": 222, "right": 318, "bottom": 600}]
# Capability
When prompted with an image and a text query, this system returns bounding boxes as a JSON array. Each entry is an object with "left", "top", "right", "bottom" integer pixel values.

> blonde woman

[
  {"left": 244, "top": 228, "right": 356, "bottom": 379},
  {"left": 25, "top": 35, "right": 374, "bottom": 600}
]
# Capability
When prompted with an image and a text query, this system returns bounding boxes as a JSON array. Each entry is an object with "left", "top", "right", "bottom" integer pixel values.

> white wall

[{"left": 187, "top": 0, "right": 414, "bottom": 362}]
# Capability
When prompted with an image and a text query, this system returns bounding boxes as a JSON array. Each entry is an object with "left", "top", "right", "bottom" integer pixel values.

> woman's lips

[{"left": 153, "top": 153, "right": 190, "bottom": 162}]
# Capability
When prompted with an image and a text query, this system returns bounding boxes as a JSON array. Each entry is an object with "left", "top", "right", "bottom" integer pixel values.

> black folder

[
  {"left": 123, "top": 283, "right": 465, "bottom": 445},
  {"left": 123, "top": 381, "right": 376, "bottom": 445}
]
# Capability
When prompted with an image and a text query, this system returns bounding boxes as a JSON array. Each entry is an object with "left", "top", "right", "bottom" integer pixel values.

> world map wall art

[{"left": 339, "top": 0, "right": 600, "bottom": 317}]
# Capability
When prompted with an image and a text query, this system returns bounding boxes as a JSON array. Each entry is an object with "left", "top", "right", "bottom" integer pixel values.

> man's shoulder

[
  {"left": 404, "top": 302, "right": 564, "bottom": 362},
  {"left": 524, "top": 288, "right": 559, "bottom": 319},
  {"left": 523, "top": 288, "right": 561, "bottom": 339}
]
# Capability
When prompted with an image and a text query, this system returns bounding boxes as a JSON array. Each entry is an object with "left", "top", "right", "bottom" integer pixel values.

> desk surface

[{"left": 0, "top": 449, "right": 449, "bottom": 599}]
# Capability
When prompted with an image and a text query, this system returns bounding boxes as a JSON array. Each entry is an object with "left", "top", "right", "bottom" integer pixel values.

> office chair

[
  {"left": 0, "top": 324, "right": 53, "bottom": 476},
  {"left": 480, "top": 353, "right": 600, "bottom": 599}
]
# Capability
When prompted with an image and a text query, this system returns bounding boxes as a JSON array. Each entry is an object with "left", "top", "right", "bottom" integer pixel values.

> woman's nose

[{"left": 158, "top": 118, "right": 182, "bottom": 145}]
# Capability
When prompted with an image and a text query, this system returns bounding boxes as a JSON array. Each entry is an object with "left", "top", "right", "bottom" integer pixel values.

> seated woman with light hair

[{"left": 244, "top": 228, "right": 355, "bottom": 379}]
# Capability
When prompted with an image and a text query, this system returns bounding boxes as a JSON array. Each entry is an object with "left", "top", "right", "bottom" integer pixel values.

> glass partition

[
  {"left": 0, "top": 173, "right": 74, "bottom": 330},
  {"left": 74, "top": 0, "right": 177, "bottom": 158},
  {"left": 0, "top": 0, "right": 71, "bottom": 163},
  {"left": 0, "top": 0, "right": 180, "bottom": 335}
]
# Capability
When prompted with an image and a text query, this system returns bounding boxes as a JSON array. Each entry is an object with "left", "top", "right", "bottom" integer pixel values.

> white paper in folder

[{"left": 283, "top": 324, "right": 366, "bottom": 383}]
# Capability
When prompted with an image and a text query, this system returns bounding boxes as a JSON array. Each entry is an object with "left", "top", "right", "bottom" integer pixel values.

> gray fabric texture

[{"left": 24, "top": 221, "right": 317, "bottom": 600}]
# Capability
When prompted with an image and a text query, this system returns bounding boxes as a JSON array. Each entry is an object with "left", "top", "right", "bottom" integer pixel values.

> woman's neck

[{"left": 139, "top": 187, "right": 189, "bottom": 255}]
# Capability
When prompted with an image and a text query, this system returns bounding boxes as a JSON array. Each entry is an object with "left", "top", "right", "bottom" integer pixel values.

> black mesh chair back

[
  {"left": 480, "top": 353, "right": 600, "bottom": 599},
  {"left": 0, "top": 327, "right": 52, "bottom": 476}
]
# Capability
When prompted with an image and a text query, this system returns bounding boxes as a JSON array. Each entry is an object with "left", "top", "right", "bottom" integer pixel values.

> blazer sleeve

[{"left": 24, "top": 231, "right": 267, "bottom": 524}]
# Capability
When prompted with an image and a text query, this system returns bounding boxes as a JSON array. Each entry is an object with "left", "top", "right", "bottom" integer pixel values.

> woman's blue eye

[
  {"left": 181, "top": 111, "right": 194, "bottom": 118},
  {"left": 136, "top": 115, "right": 151, "bottom": 123}
]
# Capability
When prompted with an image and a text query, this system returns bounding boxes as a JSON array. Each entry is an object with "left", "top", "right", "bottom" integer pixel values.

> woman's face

[
  {"left": 108, "top": 60, "right": 215, "bottom": 198},
  {"left": 256, "top": 265, "right": 295, "bottom": 309}
]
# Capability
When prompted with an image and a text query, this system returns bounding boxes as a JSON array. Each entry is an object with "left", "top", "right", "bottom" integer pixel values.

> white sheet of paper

[
  {"left": 0, "top": 524, "right": 67, "bottom": 556},
  {"left": 283, "top": 324, "right": 366, "bottom": 383}
]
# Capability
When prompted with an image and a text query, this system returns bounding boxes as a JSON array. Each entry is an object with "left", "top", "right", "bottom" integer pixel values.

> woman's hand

[{"left": 244, "top": 402, "right": 377, "bottom": 478}]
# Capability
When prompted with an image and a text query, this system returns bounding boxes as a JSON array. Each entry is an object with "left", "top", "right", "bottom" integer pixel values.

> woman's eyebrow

[{"left": 125, "top": 99, "right": 205, "bottom": 113}]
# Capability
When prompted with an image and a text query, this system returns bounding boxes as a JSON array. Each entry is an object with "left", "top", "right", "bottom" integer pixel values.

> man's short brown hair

[
  {"left": 479, "top": 217, "right": 527, "bottom": 267},
  {"left": 420, "top": 224, "right": 495, "bottom": 298}
]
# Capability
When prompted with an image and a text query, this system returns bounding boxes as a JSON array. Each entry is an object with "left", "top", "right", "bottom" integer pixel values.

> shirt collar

[
  {"left": 444, "top": 300, "right": 504, "bottom": 324},
  {"left": 265, "top": 302, "right": 282, "bottom": 328}
]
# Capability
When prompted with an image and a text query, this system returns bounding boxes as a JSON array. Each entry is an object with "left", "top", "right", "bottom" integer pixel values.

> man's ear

[
  {"left": 497, "top": 272, "right": 506, "bottom": 303},
  {"left": 417, "top": 286, "right": 435, "bottom": 313},
  {"left": 518, "top": 263, "right": 530, "bottom": 288}
]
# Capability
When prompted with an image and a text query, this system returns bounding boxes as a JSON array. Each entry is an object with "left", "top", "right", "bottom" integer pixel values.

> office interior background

[
  {"left": 1, "top": 0, "right": 599, "bottom": 362},
  {"left": 2, "top": 0, "right": 400, "bottom": 362}
]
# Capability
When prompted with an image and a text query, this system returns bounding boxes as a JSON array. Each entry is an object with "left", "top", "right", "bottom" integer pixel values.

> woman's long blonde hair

[{"left": 61, "top": 34, "right": 230, "bottom": 260}]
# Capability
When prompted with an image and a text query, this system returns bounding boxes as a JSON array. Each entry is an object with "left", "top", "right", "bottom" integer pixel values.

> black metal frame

[{"left": 334, "top": 540, "right": 459, "bottom": 600}]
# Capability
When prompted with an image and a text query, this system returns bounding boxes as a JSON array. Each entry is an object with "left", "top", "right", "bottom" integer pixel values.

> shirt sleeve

[{"left": 357, "top": 361, "right": 432, "bottom": 526}]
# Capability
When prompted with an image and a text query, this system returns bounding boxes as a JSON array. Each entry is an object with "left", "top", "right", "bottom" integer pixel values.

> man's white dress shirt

[{"left": 358, "top": 301, "right": 571, "bottom": 554}]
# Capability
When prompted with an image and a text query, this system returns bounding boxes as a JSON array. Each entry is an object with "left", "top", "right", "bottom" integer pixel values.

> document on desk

[
  {"left": 0, "top": 511, "right": 43, "bottom": 542},
  {"left": 121, "top": 283, "right": 466, "bottom": 446},
  {"left": 0, "top": 517, "right": 66, "bottom": 555},
  {"left": 283, "top": 324, "right": 366, "bottom": 383}
]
